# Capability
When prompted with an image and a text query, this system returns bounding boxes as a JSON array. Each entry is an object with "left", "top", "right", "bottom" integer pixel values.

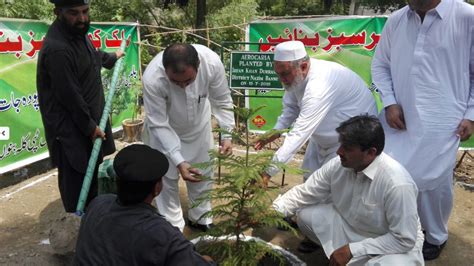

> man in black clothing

[
  {"left": 74, "top": 144, "right": 215, "bottom": 265},
  {"left": 36, "top": 0, "right": 124, "bottom": 212}
]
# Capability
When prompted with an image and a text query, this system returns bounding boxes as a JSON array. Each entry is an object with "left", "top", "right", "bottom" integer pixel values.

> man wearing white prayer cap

[
  {"left": 273, "top": 40, "right": 307, "bottom": 61},
  {"left": 255, "top": 40, "right": 378, "bottom": 251}
]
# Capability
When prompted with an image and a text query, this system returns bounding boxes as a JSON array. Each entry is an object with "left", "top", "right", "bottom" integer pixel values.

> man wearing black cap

[
  {"left": 37, "top": 0, "right": 124, "bottom": 212},
  {"left": 74, "top": 144, "right": 215, "bottom": 265}
]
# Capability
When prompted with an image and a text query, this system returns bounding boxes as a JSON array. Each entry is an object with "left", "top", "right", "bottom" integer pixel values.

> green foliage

[
  {"left": 197, "top": 239, "right": 283, "bottom": 266},
  {"left": 143, "top": 0, "right": 258, "bottom": 56},
  {"left": 193, "top": 106, "right": 303, "bottom": 265},
  {"left": 140, "top": 41, "right": 155, "bottom": 67},
  {"left": 257, "top": 0, "right": 355, "bottom": 16},
  {"left": 129, "top": 80, "right": 143, "bottom": 122},
  {"left": 1, "top": 0, "right": 410, "bottom": 64},
  {"left": 357, "top": 0, "right": 405, "bottom": 13},
  {"left": 153, "top": 4, "right": 199, "bottom": 45},
  {"left": 103, "top": 69, "right": 142, "bottom": 122},
  {"left": 207, "top": 0, "right": 258, "bottom": 45},
  {"left": 258, "top": 0, "right": 325, "bottom": 16},
  {"left": 0, "top": 0, "right": 54, "bottom": 20},
  {"left": 89, "top": 0, "right": 156, "bottom": 24}
]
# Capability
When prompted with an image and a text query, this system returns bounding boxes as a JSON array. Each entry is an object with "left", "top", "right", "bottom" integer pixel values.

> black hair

[
  {"left": 336, "top": 114, "right": 385, "bottom": 155},
  {"left": 116, "top": 180, "right": 159, "bottom": 205},
  {"left": 162, "top": 43, "right": 200, "bottom": 73}
]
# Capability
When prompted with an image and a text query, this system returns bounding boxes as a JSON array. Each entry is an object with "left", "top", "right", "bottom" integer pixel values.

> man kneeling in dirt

[
  {"left": 74, "top": 144, "right": 214, "bottom": 265},
  {"left": 273, "top": 115, "right": 425, "bottom": 265}
]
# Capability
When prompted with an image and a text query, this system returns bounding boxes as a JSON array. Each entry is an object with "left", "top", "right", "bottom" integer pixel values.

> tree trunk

[
  {"left": 196, "top": 0, "right": 206, "bottom": 29},
  {"left": 348, "top": 0, "right": 360, "bottom": 15},
  {"left": 323, "top": 0, "right": 333, "bottom": 13},
  {"left": 196, "top": 0, "right": 206, "bottom": 44}
]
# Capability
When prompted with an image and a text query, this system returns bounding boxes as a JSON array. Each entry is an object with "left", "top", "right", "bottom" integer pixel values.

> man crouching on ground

[{"left": 273, "top": 115, "right": 424, "bottom": 265}]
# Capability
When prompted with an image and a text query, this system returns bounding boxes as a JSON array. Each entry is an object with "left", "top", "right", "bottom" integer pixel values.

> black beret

[
  {"left": 50, "top": 0, "right": 90, "bottom": 8},
  {"left": 113, "top": 144, "right": 169, "bottom": 183}
]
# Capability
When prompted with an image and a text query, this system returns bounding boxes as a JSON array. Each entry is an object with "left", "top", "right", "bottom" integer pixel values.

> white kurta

[
  {"left": 142, "top": 44, "right": 235, "bottom": 229},
  {"left": 267, "top": 59, "right": 377, "bottom": 178},
  {"left": 371, "top": 0, "right": 474, "bottom": 191},
  {"left": 273, "top": 153, "right": 424, "bottom": 264}
]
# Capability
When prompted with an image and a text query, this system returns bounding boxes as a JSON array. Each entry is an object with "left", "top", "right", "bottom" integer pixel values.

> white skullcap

[{"left": 274, "top": 41, "right": 307, "bottom": 61}]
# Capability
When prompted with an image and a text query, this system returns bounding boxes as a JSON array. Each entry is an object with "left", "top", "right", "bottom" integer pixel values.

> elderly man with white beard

[
  {"left": 255, "top": 41, "right": 377, "bottom": 252},
  {"left": 256, "top": 40, "right": 377, "bottom": 183}
]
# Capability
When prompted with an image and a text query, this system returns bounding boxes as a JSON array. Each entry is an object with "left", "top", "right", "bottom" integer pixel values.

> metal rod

[
  {"left": 218, "top": 132, "right": 222, "bottom": 184},
  {"left": 455, "top": 150, "right": 468, "bottom": 170},
  {"left": 281, "top": 168, "right": 285, "bottom": 187}
]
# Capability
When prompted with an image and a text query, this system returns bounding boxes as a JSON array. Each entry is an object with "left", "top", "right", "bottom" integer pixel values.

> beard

[
  {"left": 282, "top": 70, "right": 305, "bottom": 92},
  {"left": 60, "top": 16, "right": 90, "bottom": 36},
  {"left": 407, "top": 0, "right": 434, "bottom": 11}
]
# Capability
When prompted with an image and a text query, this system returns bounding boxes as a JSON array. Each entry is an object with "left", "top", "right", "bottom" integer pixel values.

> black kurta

[
  {"left": 73, "top": 195, "right": 214, "bottom": 266},
  {"left": 37, "top": 19, "right": 116, "bottom": 211}
]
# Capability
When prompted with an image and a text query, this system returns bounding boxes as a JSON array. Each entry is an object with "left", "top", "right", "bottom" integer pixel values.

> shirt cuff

[
  {"left": 221, "top": 132, "right": 232, "bottom": 140},
  {"left": 265, "top": 163, "right": 280, "bottom": 177},
  {"left": 272, "top": 195, "right": 289, "bottom": 216},
  {"left": 169, "top": 151, "right": 185, "bottom": 167},
  {"left": 219, "top": 126, "right": 233, "bottom": 140},
  {"left": 221, "top": 135, "right": 232, "bottom": 140},
  {"left": 85, "top": 120, "right": 97, "bottom": 138},
  {"left": 349, "top": 242, "right": 366, "bottom": 257},
  {"left": 381, "top": 95, "right": 397, "bottom": 109},
  {"left": 273, "top": 123, "right": 287, "bottom": 131},
  {"left": 463, "top": 108, "right": 474, "bottom": 122}
]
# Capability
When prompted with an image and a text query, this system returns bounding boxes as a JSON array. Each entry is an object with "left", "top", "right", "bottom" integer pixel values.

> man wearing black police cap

[
  {"left": 74, "top": 144, "right": 215, "bottom": 265},
  {"left": 37, "top": 0, "right": 124, "bottom": 212}
]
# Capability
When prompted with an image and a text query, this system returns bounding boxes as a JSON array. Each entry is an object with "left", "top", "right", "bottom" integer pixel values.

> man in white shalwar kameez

[
  {"left": 256, "top": 41, "right": 377, "bottom": 184},
  {"left": 142, "top": 43, "right": 235, "bottom": 231},
  {"left": 371, "top": 0, "right": 474, "bottom": 260},
  {"left": 273, "top": 115, "right": 424, "bottom": 266}
]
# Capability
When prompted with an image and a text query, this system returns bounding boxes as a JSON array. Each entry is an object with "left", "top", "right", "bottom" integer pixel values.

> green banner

[
  {"left": 247, "top": 16, "right": 386, "bottom": 132},
  {"left": 246, "top": 16, "right": 474, "bottom": 148},
  {"left": 0, "top": 19, "right": 141, "bottom": 173}
]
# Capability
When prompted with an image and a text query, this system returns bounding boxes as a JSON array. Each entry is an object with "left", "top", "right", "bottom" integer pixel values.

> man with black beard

[{"left": 37, "top": 0, "right": 124, "bottom": 212}]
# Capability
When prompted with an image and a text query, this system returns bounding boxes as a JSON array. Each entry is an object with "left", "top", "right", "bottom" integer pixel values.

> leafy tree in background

[
  {"left": 89, "top": 0, "right": 157, "bottom": 25},
  {"left": 357, "top": 0, "right": 405, "bottom": 13},
  {"left": 258, "top": 0, "right": 324, "bottom": 16},
  {"left": 162, "top": 0, "right": 190, "bottom": 8},
  {"left": 207, "top": 0, "right": 258, "bottom": 44},
  {"left": 3, "top": 0, "right": 472, "bottom": 64},
  {"left": 0, "top": 0, "right": 369, "bottom": 66},
  {"left": 0, "top": 0, "right": 53, "bottom": 20},
  {"left": 258, "top": 0, "right": 355, "bottom": 16}
]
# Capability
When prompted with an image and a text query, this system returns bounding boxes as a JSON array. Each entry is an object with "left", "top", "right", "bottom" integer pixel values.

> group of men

[{"left": 36, "top": 0, "right": 473, "bottom": 265}]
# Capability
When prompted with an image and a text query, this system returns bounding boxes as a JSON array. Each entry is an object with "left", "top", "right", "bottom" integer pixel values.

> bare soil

[{"left": 0, "top": 140, "right": 472, "bottom": 265}]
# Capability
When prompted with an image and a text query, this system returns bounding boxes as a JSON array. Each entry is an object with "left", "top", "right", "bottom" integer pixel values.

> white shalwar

[
  {"left": 371, "top": 0, "right": 474, "bottom": 244},
  {"left": 267, "top": 58, "right": 377, "bottom": 179},
  {"left": 273, "top": 153, "right": 424, "bottom": 265},
  {"left": 142, "top": 44, "right": 235, "bottom": 231}
]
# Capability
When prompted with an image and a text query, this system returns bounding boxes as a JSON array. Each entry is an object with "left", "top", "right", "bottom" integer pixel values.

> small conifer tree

[{"left": 193, "top": 106, "right": 303, "bottom": 265}]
